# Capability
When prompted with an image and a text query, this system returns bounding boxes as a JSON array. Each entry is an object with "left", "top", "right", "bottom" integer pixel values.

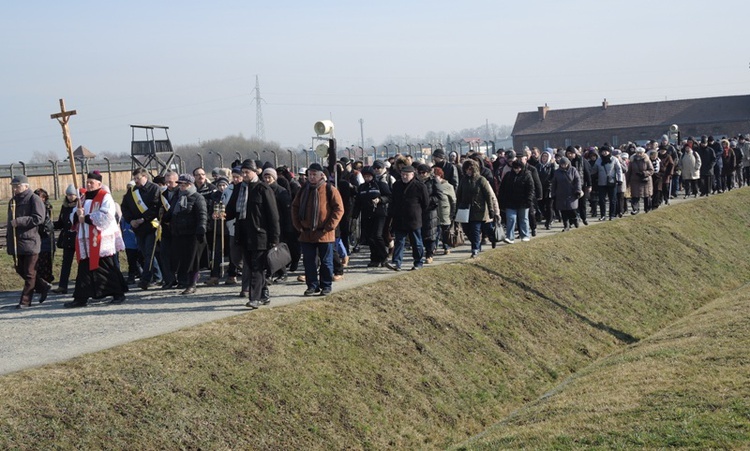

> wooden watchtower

[{"left": 130, "top": 125, "right": 175, "bottom": 176}]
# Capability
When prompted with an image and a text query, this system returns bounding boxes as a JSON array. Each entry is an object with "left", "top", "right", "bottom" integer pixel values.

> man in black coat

[
  {"left": 6, "top": 175, "right": 45, "bottom": 309},
  {"left": 225, "top": 159, "right": 280, "bottom": 309},
  {"left": 520, "top": 150, "right": 543, "bottom": 236},
  {"left": 566, "top": 146, "right": 592, "bottom": 225},
  {"left": 697, "top": 136, "right": 716, "bottom": 196},
  {"left": 386, "top": 165, "right": 429, "bottom": 271},
  {"left": 121, "top": 168, "right": 162, "bottom": 290}
]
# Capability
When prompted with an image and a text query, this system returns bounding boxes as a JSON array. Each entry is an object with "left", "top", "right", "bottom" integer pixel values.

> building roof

[
  {"left": 73, "top": 145, "right": 96, "bottom": 158},
  {"left": 512, "top": 94, "right": 750, "bottom": 137}
]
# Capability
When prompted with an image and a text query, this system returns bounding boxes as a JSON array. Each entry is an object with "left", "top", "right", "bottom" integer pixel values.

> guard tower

[{"left": 130, "top": 125, "right": 175, "bottom": 176}]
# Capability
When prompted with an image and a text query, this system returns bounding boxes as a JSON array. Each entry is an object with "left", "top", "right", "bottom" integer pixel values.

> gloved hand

[{"left": 196, "top": 234, "right": 205, "bottom": 244}]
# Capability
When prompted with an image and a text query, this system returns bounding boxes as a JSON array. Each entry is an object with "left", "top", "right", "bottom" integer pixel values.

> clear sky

[{"left": 0, "top": 0, "right": 747, "bottom": 164}]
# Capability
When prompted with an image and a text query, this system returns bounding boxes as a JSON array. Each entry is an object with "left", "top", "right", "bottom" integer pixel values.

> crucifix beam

[{"left": 50, "top": 98, "right": 79, "bottom": 189}]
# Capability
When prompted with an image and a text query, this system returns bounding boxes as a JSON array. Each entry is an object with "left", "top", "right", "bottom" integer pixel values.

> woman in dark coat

[
  {"left": 626, "top": 147, "right": 655, "bottom": 214},
  {"left": 658, "top": 146, "right": 675, "bottom": 206},
  {"left": 417, "top": 164, "right": 440, "bottom": 263},
  {"left": 536, "top": 149, "right": 556, "bottom": 230},
  {"left": 498, "top": 159, "right": 535, "bottom": 243},
  {"left": 353, "top": 166, "right": 391, "bottom": 267},
  {"left": 33, "top": 188, "right": 55, "bottom": 300},
  {"left": 163, "top": 174, "right": 207, "bottom": 294},
  {"left": 551, "top": 157, "right": 582, "bottom": 231},
  {"left": 53, "top": 184, "right": 79, "bottom": 294},
  {"left": 456, "top": 159, "right": 499, "bottom": 256}
]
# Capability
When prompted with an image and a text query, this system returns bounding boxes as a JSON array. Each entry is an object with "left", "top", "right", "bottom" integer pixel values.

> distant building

[
  {"left": 511, "top": 94, "right": 750, "bottom": 150},
  {"left": 73, "top": 145, "right": 96, "bottom": 159}
]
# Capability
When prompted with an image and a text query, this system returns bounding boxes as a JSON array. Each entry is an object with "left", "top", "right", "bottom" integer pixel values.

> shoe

[
  {"left": 470, "top": 251, "right": 479, "bottom": 258},
  {"left": 160, "top": 281, "right": 178, "bottom": 290},
  {"left": 444, "top": 249, "right": 451, "bottom": 255},
  {"left": 239, "top": 291, "right": 249, "bottom": 298},
  {"left": 38, "top": 283, "right": 51, "bottom": 303},
  {"left": 582, "top": 219, "right": 588, "bottom": 226},
  {"left": 273, "top": 274, "right": 288, "bottom": 284},
  {"left": 502, "top": 236, "right": 513, "bottom": 244},
  {"left": 181, "top": 286, "right": 197, "bottom": 295},
  {"left": 385, "top": 262, "right": 401, "bottom": 271},
  {"left": 333, "top": 274, "right": 344, "bottom": 282},
  {"left": 521, "top": 237, "right": 531, "bottom": 242},
  {"left": 425, "top": 257, "right": 434, "bottom": 264},
  {"left": 352, "top": 246, "right": 360, "bottom": 253},
  {"left": 573, "top": 221, "right": 580, "bottom": 228},
  {"left": 544, "top": 222, "right": 551, "bottom": 230},
  {"left": 367, "top": 261, "right": 380, "bottom": 268},
  {"left": 52, "top": 287, "right": 67, "bottom": 294},
  {"left": 224, "top": 276, "right": 237, "bottom": 285},
  {"left": 409, "top": 266, "right": 421, "bottom": 271},
  {"left": 16, "top": 302, "right": 31, "bottom": 310},
  {"left": 531, "top": 229, "right": 537, "bottom": 237},
  {"left": 127, "top": 276, "right": 136, "bottom": 285},
  {"left": 205, "top": 277, "right": 219, "bottom": 286},
  {"left": 304, "top": 287, "right": 321, "bottom": 296},
  {"left": 599, "top": 216, "right": 606, "bottom": 221},
  {"left": 138, "top": 281, "right": 150, "bottom": 291},
  {"left": 245, "top": 300, "right": 261, "bottom": 309},
  {"left": 297, "top": 275, "right": 306, "bottom": 282},
  {"left": 319, "top": 288, "right": 332, "bottom": 296},
  {"left": 342, "top": 256, "right": 349, "bottom": 267},
  {"left": 260, "top": 295, "right": 271, "bottom": 305},
  {"left": 111, "top": 294, "right": 126, "bottom": 305},
  {"left": 64, "top": 300, "right": 88, "bottom": 308}
]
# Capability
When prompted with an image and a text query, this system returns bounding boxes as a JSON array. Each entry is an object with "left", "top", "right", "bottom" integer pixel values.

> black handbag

[{"left": 266, "top": 242, "right": 292, "bottom": 274}]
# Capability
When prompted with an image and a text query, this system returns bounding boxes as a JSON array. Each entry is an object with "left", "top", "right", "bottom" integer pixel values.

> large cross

[{"left": 50, "top": 98, "right": 79, "bottom": 189}]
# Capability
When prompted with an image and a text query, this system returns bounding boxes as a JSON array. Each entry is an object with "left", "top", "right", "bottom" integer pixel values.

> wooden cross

[{"left": 50, "top": 98, "right": 79, "bottom": 189}]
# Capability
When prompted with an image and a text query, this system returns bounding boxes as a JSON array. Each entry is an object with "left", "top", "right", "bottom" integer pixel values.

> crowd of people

[{"left": 6, "top": 132, "right": 750, "bottom": 310}]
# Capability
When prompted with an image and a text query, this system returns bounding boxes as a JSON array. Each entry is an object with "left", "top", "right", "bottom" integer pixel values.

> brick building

[{"left": 511, "top": 94, "right": 750, "bottom": 150}]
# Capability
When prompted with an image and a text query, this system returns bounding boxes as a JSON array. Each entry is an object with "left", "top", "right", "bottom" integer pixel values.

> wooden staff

[
  {"left": 10, "top": 199, "right": 17, "bottom": 269},
  {"left": 210, "top": 203, "right": 219, "bottom": 269},
  {"left": 219, "top": 202, "right": 225, "bottom": 279}
]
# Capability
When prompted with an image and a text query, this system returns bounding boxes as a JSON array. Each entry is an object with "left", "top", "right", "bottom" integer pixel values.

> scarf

[
  {"left": 173, "top": 186, "right": 197, "bottom": 215},
  {"left": 298, "top": 178, "right": 327, "bottom": 229},
  {"left": 235, "top": 181, "right": 256, "bottom": 221}
]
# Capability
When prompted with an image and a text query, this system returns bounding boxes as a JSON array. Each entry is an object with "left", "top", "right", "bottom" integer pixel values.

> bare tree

[{"left": 29, "top": 150, "right": 61, "bottom": 163}]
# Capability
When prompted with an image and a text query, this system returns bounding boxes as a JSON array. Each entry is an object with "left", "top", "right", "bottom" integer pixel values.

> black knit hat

[{"left": 87, "top": 171, "right": 103, "bottom": 182}]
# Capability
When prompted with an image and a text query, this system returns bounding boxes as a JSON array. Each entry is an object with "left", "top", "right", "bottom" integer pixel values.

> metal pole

[
  {"left": 287, "top": 149, "right": 294, "bottom": 170},
  {"left": 270, "top": 150, "right": 278, "bottom": 167},
  {"left": 235, "top": 151, "right": 242, "bottom": 162},
  {"left": 196, "top": 152, "right": 203, "bottom": 169},
  {"left": 371, "top": 146, "right": 377, "bottom": 161},
  {"left": 253, "top": 150, "right": 260, "bottom": 160},
  {"left": 18, "top": 161, "right": 26, "bottom": 175}
]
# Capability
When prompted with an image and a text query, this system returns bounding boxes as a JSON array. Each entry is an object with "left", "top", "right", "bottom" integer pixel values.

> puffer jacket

[
  {"left": 165, "top": 190, "right": 207, "bottom": 237},
  {"left": 680, "top": 149, "right": 701, "bottom": 180}
]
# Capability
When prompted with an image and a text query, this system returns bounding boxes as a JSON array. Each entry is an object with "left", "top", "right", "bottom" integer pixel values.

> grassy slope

[
  {"left": 460, "top": 286, "right": 750, "bottom": 450},
  {"left": 1, "top": 191, "right": 750, "bottom": 449}
]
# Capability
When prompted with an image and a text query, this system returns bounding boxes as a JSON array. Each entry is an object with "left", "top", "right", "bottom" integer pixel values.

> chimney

[
  {"left": 538, "top": 103, "right": 549, "bottom": 121},
  {"left": 602, "top": 98, "right": 609, "bottom": 109}
]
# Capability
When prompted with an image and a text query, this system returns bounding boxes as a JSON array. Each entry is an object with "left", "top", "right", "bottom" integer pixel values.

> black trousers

[
  {"left": 362, "top": 215, "right": 387, "bottom": 264},
  {"left": 242, "top": 248, "right": 268, "bottom": 302},
  {"left": 172, "top": 234, "right": 205, "bottom": 287}
]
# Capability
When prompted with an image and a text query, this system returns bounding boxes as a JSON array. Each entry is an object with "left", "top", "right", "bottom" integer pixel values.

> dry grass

[{"left": 1, "top": 190, "right": 750, "bottom": 449}]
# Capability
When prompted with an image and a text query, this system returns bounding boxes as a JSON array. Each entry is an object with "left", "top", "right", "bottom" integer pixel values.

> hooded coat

[
  {"left": 456, "top": 159, "right": 498, "bottom": 223},
  {"left": 551, "top": 165, "right": 582, "bottom": 211},
  {"left": 627, "top": 153, "right": 655, "bottom": 198}
]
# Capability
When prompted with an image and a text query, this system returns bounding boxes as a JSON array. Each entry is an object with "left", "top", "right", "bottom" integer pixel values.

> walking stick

[
  {"left": 10, "top": 199, "right": 17, "bottom": 270},
  {"left": 210, "top": 203, "right": 219, "bottom": 269},
  {"left": 219, "top": 203, "right": 225, "bottom": 279}
]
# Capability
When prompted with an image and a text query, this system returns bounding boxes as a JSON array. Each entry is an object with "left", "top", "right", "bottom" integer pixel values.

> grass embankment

[
  {"left": 1, "top": 191, "right": 750, "bottom": 449},
  {"left": 460, "top": 285, "right": 750, "bottom": 450}
]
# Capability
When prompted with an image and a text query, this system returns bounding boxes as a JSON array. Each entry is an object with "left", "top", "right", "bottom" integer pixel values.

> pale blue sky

[{"left": 0, "top": 0, "right": 747, "bottom": 163}]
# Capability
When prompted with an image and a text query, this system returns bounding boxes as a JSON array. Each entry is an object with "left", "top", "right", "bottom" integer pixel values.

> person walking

[
  {"left": 679, "top": 143, "right": 701, "bottom": 198},
  {"left": 498, "top": 159, "right": 535, "bottom": 243},
  {"left": 6, "top": 175, "right": 45, "bottom": 309},
  {"left": 291, "top": 162, "right": 344, "bottom": 295},
  {"left": 226, "top": 160, "right": 281, "bottom": 307},
  {"left": 551, "top": 157, "right": 583, "bottom": 231},
  {"left": 121, "top": 168, "right": 162, "bottom": 290},
  {"left": 52, "top": 184, "right": 79, "bottom": 294},
  {"left": 64, "top": 172, "right": 128, "bottom": 308},
  {"left": 626, "top": 147, "right": 655, "bottom": 214},
  {"left": 456, "top": 159, "right": 499, "bottom": 255},
  {"left": 353, "top": 165, "right": 391, "bottom": 267},
  {"left": 386, "top": 165, "right": 429, "bottom": 269}
]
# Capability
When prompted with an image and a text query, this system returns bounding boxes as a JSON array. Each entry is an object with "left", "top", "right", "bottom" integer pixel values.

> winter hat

[
  {"left": 559, "top": 157, "right": 571, "bottom": 167},
  {"left": 215, "top": 176, "right": 230, "bottom": 187},
  {"left": 87, "top": 171, "right": 103, "bottom": 182},
  {"left": 372, "top": 160, "right": 385, "bottom": 169},
  {"left": 361, "top": 166, "right": 375, "bottom": 177},
  {"left": 308, "top": 163, "right": 324, "bottom": 173},
  {"left": 400, "top": 165, "right": 415, "bottom": 173},
  {"left": 505, "top": 150, "right": 516, "bottom": 159},
  {"left": 298, "top": 167, "right": 307, "bottom": 175},
  {"left": 433, "top": 148, "right": 446, "bottom": 159},
  {"left": 612, "top": 149, "right": 621, "bottom": 156},
  {"left": 240, "top": 159, "right": 257, "bottom": 171},
  {"left": 416, "top": 164, "right": 431, "bottom": 173},
  {"left": 262, "top": 168, "right": 277, "bottom": 180},
  {"left": 65, "top": 183, "right": 77, "bottom": 195},
  {"left": 231, "top": 166, "right": 242, "bottom": 175},
  {"left": 635, "top": 147, "right": 646, "bottom": 153},
  {"left": 178, "top": 173, "right": 195, "bottom": 184}
]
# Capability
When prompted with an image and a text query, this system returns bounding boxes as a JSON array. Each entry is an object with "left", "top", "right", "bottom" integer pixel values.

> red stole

[{"left": 75, "top": 189, "right": 108, "bottom": 270}]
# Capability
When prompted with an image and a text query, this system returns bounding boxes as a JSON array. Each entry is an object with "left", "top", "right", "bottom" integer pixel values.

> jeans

[
  {"left": 506, "top": 208, "right": 529, "bottom": 240},
  {"left": 462, "top": 221, "right": 483, "bottom": 253},
  {"left": 301, "top": 242, "right": 334, "bottom": 290},
  {"left": 392, "top": 229, "right": 424, "bottom": 269}
]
